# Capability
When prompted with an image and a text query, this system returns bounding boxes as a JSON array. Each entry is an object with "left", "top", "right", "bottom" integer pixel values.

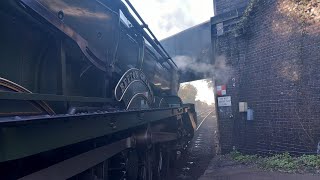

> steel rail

[{"left": 196, "top": 111, "right": 213, "bottom": 131}]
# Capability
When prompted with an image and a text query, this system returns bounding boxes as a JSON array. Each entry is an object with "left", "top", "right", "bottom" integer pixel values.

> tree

[
  {"left": 204, "top": 79, "right": 214, "bottom": 88},
  {"left": 195, "top": 100, "right": 215, "bottom": 114},
  {"left": 178, "top": 84, "right": 197, "bottom": 104}
]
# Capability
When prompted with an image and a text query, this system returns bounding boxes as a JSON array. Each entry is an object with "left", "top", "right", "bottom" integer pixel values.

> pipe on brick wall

[{"left": 213, "top": 0, "right": 217, "bottom": 16}]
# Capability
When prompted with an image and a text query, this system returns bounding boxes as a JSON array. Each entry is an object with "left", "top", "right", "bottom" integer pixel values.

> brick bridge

[{"left": 162, "top": 0, "right": 320, "bottom": 155}]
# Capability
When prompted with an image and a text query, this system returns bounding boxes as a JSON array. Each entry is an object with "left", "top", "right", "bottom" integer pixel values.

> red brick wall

[
  {"left": 213, "top": 0, "right": 320, "bottom": 154},
  {"left": 214, "top": 0, "right": 249, "bottom": 14}
]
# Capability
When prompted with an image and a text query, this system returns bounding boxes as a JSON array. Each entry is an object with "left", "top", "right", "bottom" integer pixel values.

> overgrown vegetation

[
  {"left": 233, "top": 0, "right": 260, "bottom": 36},
  {"left": 234, "top": 0, "right": 320, "bottom": 36},
  {"left": 230, "top": 151, "right": 320, "bottom": 173}
]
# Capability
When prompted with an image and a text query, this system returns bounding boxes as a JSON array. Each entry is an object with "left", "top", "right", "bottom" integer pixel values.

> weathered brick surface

[
  {"left": 214, "top": 0, "right": 249, "bottom": 14},
  {"left": 213, "top": 0, "right": 320, "bottom": 154}
]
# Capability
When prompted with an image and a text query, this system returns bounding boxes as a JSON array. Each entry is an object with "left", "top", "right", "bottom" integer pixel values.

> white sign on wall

[
  {"left": 216, "top": 22, "right": 224, "bottom": 36},
  {"left": 218, "top": 96, "right": 232, "bottom": 107}
]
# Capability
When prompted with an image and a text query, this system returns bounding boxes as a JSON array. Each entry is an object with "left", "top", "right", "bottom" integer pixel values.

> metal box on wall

[
  {"left": 239, "top": 102, "right": 247, "bottom": 112},
  {"left": 247, "top": 109, "right": 254, "bottom": 121}
]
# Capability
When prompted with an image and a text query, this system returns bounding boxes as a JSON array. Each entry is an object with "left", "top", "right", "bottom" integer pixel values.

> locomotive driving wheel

[
  {"left": 0, "top": 77, "right": 55, "bottom": 116},
  {"left": 154, "top": 146, "right": 174, "bottom": 180},
  {"left": 137, "top": 145, "right": 172, "bottom": 180},
  {"left": 125, "top": 150, "right": 139, "bottom": 180}
]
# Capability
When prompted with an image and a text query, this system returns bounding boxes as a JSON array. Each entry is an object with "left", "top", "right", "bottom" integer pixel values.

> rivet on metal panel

[
  {"left": 138, "top": 112, "right": 144, "bottom": 120},
  {"left": 58, "top": 11, "right": 64, "bottom": 20},
  {"left": 109, "top": 116, "right": 117, "bottom": 129},
  {"left": 109, "top": 122, "right": 117, "bottom": 129},
  {"left": 97, "top": 32, "right": 102, "bottom": 39}
]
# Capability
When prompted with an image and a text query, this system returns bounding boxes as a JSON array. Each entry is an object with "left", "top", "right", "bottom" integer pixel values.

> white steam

[{"left": 173, "top": 55, "right": 232, "bottom": 84}]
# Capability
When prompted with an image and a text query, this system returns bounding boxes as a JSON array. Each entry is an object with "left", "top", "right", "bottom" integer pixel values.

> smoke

[{"left": 173, "top": 55, "right": 233, "bottom": 84}]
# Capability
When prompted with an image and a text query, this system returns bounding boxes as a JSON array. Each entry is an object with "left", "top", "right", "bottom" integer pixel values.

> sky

[
  {"left": 129, "top": 0, "right": 214, "bottom": 40},
  {"left": 129, "top": 0, "right": 215, "bottom": 104}
]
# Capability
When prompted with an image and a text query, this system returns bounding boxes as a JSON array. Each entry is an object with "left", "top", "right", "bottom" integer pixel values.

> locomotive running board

[
  {"left": 0, "top": 91, "right": 112, "bottom": 103},
  {"left": 18, "top": 131, "right": 179, "bottom": 180},
  {"left": 0, "top": 107, "right": 186, "bottom": 162},
  {"left": 19, "top": 137, "right": 134, "bottom": 180}
]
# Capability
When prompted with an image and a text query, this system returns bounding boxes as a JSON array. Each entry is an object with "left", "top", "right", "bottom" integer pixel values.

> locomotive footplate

[{"left": 0, "top": 106, "right": 194, "bottom": 163}]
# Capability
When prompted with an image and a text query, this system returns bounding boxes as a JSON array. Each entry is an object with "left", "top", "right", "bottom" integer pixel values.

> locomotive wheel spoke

[
  {"left": 136, "top": 145, "right": 173, "bottom": 180},
  {"left": 154, "top": 147, "right": 173, "bottom": 180},
  {"left": 126, "top": 150, "right": 139, "bottom": 180},
  {"left": 138, "top": 148, "right": 153, "bottom": 180}
]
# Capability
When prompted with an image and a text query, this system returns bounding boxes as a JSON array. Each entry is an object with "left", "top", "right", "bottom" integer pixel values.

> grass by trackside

[{"left": 229, "top": 151, "right": 320, "bottom": 173}]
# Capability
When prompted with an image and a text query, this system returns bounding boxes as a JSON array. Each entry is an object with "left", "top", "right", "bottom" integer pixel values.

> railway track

[
  {"left": 196, "top": 111, "right": 213, "bottom": 131},
  {"left": 173, "top": 111, "right": 216, "bottom": 180}
]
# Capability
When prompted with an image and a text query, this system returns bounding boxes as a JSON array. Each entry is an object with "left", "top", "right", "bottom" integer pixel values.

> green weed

[{"left": 229, "top": 151, "right": 320, "bottom": 173}]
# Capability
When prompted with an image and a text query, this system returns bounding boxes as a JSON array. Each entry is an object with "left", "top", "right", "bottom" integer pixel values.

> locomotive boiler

[{"left": 0, "top": 0, "right": 196, "bottom": 180}]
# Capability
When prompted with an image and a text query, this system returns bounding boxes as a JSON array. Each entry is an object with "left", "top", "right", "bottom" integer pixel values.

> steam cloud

[{"left": 173, "top": 55, "right": 233, "bottom": 84}]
